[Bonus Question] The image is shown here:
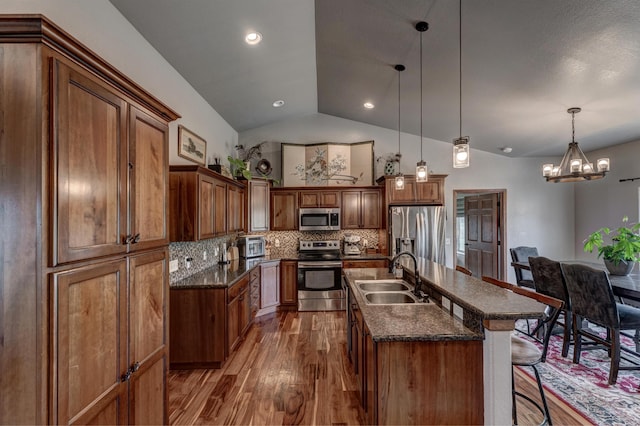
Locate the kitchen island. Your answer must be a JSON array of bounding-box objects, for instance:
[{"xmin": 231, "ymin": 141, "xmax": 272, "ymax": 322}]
[{"xmin": 344, "ymin": 261, "xmax": 547, "ymax": 425}]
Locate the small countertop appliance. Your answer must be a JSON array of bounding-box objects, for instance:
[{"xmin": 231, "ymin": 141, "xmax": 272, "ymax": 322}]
[{"xmin": 343, "ymin": 234, "xmax": 361, "ymax": 256}]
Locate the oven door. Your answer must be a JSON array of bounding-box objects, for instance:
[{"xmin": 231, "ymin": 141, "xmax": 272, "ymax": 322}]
[
  {"xmin": 297, "ymin": 261, "xmax": 344, "ymax": 311},
  {"xmin": 297, "ymin": 261, "xmax": 342, "ymax": 291}
]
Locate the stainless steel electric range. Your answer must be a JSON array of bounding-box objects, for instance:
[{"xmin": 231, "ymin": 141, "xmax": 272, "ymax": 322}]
[{"xmin": 297, "ymin": 240, "xmax": 344, "ymax": 311}]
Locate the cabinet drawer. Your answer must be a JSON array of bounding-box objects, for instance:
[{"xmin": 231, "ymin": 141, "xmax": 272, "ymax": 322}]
[
  {"xmin": 228, "ymin": 275, "xmax": 249, "ymax": 300},
  {"xmin": 250, "ymin": 267, "xmax": 260, "ymax": 282}
]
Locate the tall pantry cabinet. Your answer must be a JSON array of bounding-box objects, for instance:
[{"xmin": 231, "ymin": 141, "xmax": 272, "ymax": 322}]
[{"xmin": 0, "ymin": 16, "xmax": 180, "ymax": 425}]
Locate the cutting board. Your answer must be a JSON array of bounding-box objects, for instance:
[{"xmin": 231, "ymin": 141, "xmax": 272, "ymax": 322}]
[{"xmin": 227, "ymin": 246, "xmax": 239, "ymax": 260}]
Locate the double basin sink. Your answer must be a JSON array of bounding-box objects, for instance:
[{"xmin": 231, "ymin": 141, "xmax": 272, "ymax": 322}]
[{"xmin": 354, "ymin": 279, "xmax": 428, "ymax": 305}]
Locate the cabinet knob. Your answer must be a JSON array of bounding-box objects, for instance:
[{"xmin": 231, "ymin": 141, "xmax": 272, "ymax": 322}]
[
  {"xmin": 133, "ymin": 233, "xmax": 141, "ymax": 243},
  {"xmin": 123, "ymin": 234, "xmax": 132, "ymax": 244},
  {"xmin": 131, "ymin": 361, "xmax": 140, "ymax": 372}
]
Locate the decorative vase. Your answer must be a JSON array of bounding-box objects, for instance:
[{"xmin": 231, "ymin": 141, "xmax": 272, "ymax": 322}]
[
  {"xmin": 604, "ymin": 259, "xmax": 635, "ymax": 276},
  {"xmin": 384, "ymin": 161, "xmax": 396, "ymax": 175}
]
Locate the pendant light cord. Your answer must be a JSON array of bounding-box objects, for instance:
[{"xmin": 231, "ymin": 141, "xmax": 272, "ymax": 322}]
[
  {"xmin": 398, "ymin": 66, "xmax": 401, "ymax": 169},
  {"xmin": 571, "ymin": 110, "xmax": 576, "ymax": 143},
  {"xmin": 420, "ymin": 28, "xmax": 424, "ymax": 161},
  {"xmin": 459, "ymin": 0, "xmax": 462, "ymax": 138}
]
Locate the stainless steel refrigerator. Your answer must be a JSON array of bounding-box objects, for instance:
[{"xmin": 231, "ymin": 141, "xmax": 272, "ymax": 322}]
[{"xmin": 389, "ymin": 206, "xmax": 446, "ymax": 264}]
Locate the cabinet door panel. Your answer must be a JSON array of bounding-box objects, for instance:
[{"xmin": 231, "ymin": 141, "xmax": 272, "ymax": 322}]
[
  {"xmin": 361, "ymin": 191, "xmax": 381, "ymax": 229},
  {"xmin": 129, "ymin": 352, "xmax": 167, "ymax": 426},
  {"xmin": 52, "ymin": 260, "xmax": 128, "ymax": 424},
  {"xmin": 260, "ymin": 262, "xmax": 280, "ymax": 309},
  {"xmin": 270, "ymin": 191, "xmax": 297, "ymax": 230},
  {"xmin": 227, "ymin": 185, "xmax": 244, "ymax": 233},
  {"xmin": 129, "ymin": 249, "xmax": 167, "ymax": 365},
  {"xmin": 227, "ymin": 296, "xmax": 240, "ymax": 352},
  {"xmin": 279, "ymin": 261, "xmax": 297, "ymax": 307},
  {"xmin": 214, "ymin": 181, "xmax": 227, "ymax": 235},
  {"xmin": 249, "ymin": 180, "xmax": 270, "ymax": 232},
  {"xmin": 53, "ymin": 59, "xmax": 128, "ymax": 264},
  {"xmin": 341, "ymin": 191, "xmax": 361, "ymax": 229},
  {"xmin": 198, "ymin": 175, "xmax": 216, "ymax": 239},
  {"xmin": 129, "ymin": 107, "xmax": 169, "ymax": 251}
]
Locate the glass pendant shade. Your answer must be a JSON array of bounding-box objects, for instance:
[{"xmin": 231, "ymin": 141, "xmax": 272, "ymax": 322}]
[
  {"xmin": 415, "ymin": 160, "xmax": 428, "ymax": 182},
  {"xmin": 453, "ymin": 137, "xmax": 470, "ymax": 168},
  {"xmin": 395, "ymin": 175, "xmax": 405, "ymax": 190},
  {"xmin": 543, "ymin": 108, "xmax": 609, "ymax": 183}
]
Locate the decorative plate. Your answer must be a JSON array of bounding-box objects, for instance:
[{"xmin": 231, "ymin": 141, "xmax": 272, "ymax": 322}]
[{"xmin": 256, "ymin": 158, "xmax": 272, "ymax": 176}]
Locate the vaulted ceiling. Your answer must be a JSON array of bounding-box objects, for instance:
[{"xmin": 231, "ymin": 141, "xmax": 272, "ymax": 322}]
[{"xmin": 109, "ymin": 0, "xmax": 640, "ymax": 158}]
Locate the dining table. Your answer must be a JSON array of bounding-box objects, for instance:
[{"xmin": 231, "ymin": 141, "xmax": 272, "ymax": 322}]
[{"xmin": 510, "ymin": 260, "xmax": 640, "ymax": 303}]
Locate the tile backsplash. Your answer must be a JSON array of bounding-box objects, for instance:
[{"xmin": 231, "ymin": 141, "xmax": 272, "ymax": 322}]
[{"xmin": 169, "ymin": 229, "xmax": 382, "ymax": 283}]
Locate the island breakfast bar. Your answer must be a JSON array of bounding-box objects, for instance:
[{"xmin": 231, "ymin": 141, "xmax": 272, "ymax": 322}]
[{"xmin": 345, "ymin": 258, "xmax": 547, "ymax": 425}]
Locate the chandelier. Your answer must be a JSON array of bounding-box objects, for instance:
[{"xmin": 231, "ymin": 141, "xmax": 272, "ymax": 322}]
[{"xmin": 542, "ymin": 107, "xmax": 610, "ymax": 183}]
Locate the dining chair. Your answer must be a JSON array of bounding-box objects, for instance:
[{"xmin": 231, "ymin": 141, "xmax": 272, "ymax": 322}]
[
  {"xmin": 482, "ymin": 276, "xmax": 563, "ymax": 426},
  {"xmin": 529, "ymin": 256, "xmax": 572, "ymax": 357},
  {"xmin": 560, "ymin": 263, "xmax": 640, "ymax": 385},
  {"xmin": 455, "ymin": 265, "xmax": 473, "ymax": 276},
  {"xmin": 510, "ymin": 246, "xmax": 538, "ymax": 289}
]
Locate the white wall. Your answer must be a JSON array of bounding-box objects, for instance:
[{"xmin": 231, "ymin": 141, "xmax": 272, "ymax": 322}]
[
  {"xmin": 1, "ymin": 0, "xmax": 238, "ymax": 164},
  {"xmin": 241, "ymin": 113, "xmax": 576, "ymax": 282},
  {"xmin": 574, "ymin": 139, "xmax": 640, "ymax": 262}
]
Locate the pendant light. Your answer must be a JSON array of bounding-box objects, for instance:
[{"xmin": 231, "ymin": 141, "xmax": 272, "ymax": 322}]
[
  {"xmin": 394, "ymin": 64, "xmax": 405, "ymax": 190},
  {"xmin": 542, "ymin": 107, "xmax": 610, "ymax": 183},
  {"xmin": 415, "ymin": 21, "xmax": 429, "ymax": 182},
  {"xmin": 453, "ymin": 0, "xmax": 470, "ymax": 168}
]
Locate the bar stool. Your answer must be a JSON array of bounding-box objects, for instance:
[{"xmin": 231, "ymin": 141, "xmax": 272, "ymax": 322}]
[{"xmin": 483, "ymin": 276, "xmax": 563, "ymax": 425}]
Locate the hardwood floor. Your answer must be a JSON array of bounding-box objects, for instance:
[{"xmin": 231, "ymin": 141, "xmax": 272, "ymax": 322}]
[{"xmin": 169, "ymin": 311, "xmax": 591, "ymax": 425}]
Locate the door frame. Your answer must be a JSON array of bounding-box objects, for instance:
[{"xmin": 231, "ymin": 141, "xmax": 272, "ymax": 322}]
[{"xmin": 452, "ymin": 189, "xmax": 507, "ymax": 280}]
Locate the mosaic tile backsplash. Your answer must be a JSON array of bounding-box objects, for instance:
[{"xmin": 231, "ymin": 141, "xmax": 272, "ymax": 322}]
[{"xmin": 169, "ymin": 229, "xmax": 381, "ymax": 283}]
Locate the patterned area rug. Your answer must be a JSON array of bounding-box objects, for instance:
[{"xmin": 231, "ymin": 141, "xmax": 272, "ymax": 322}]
[{"xmin": 515, "ymin": 323, "xmax": 640, "ymax": 425}]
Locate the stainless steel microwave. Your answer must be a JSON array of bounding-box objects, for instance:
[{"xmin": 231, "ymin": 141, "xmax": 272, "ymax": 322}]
[
  {"xmin": 299, "ymin": 208, "xmax": 340, "ymax": 231},
  {"xmin": 237, "ymin": 235, "xmax": 266, "ymax": 258}
]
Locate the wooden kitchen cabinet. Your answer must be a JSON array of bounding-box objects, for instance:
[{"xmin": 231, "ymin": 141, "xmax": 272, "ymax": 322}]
[
  {"xmin": 227, "ymin": 274, "xmax": 251, "ymax": 353},
  {"xmin": 279, "ymin": 260, "xmax": 298, "ymax": 310},
  {"xmin": 341, "ymin": 189, "xmax": 382, "ymax": 229},
  {"xmin": 270, "ymin": 190, "xmax": 298, "ymax": 230},
  {"xmin": 299, "ymin": 190, "xmax": 341, "ymax": 208},
  {"xmin": 169, "ymin": 288, "xmax": 226, "ymax": 369},
  {"xmin": 169, "ymin": 166, "xmax": 246, "ymax": 241},
  {"xmin": 260, "ymin": 260, "xmax": 281, "ymax": 313},
  {"xmin": 126, "ymin": 250, "xmax": 169, "ymax": 425},
  {"xmin": 227, "ymin": 183, "xmax": 245, "ymax": 233},
  {"xmin": 51, "ymin": 260, "xmax": 129, "ymax": 425},
  {"xmin": 0, "ymin": 16, "xmax": 179, "ymax": 425},
  {"xmin": 51, "ymin": 248, "xmax": 169, "ymax": 425},
  {"xmin": 378, "ymin": 174, "xmax": 447, "ymax": 205},
  {"xmin": 170, "ymin": 272, "xmax": 253, "ymax": 369},
  {"xmin": 53, "ymin": 59, "xmax": 170, "ymax": 264},
  {"xmin": 346, "ymin": 277, "xmax": 483, "ymax": 425},
  {"xmin": 248, "ymin": 178, "xmax": 270, "ymax": 232}
]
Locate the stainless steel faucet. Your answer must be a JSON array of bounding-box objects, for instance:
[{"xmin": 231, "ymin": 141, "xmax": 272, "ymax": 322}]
[{"xmin": 389, "ymin": 251, "xmax": 428, "ymax": 301}]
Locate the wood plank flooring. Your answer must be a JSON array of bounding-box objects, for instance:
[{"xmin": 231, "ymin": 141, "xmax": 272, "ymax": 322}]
[{"xmin": 169, "ymin": 311, "xmax": 592, "ymax": 425}]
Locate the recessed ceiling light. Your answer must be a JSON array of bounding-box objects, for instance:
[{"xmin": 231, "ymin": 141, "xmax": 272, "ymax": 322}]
[
  {"xmin": 501, "ymin": 147, "xmax": 513, "ymax": 153},
  {"xmin": 273, "ymin": 100, "xmax": 285, "ymax": 107},
  {"xmin": 245, "ymin": 32, "xmax": 262, "ymax": 45},
  {"xmin": 363, "ymin": 102, "xmax": 375, "ymax": 109}
]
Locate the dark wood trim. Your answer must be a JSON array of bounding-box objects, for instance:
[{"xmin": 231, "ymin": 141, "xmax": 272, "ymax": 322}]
[{"xmin": 0, "ymin": 15, "xmax": 180, "ymax": 121}]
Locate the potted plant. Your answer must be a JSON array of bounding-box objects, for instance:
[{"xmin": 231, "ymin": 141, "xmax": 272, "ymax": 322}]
[
  {"xmin": 583, "ymin": 216, "xmax": 640, "ymax": 275},
  {"xmin": 227, "ymin": 156, "xmax": 252, "ymax": 180}
]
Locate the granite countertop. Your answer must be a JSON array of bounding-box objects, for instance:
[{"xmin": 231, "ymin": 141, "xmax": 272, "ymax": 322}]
[
  {"xmin": 397, "ymin": 257, "xmax": 546, "ymax": 321},
  {"xmin": 171, "ymin": 255, "xmax": 283, "ymax": 289},
  {"xmin": 343, "ymin": 268, "xmax": 482, "ymax": 343}
]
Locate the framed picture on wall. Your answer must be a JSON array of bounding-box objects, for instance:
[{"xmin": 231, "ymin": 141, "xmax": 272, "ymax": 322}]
[{"xmin": 178, "ymin": 125, "xmax": 207, "ymax": 166}]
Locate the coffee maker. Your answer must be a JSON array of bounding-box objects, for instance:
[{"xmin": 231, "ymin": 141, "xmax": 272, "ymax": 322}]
[{"xmin": 343, "ymin": 234, "xmax": 361, "ymax": 255}]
